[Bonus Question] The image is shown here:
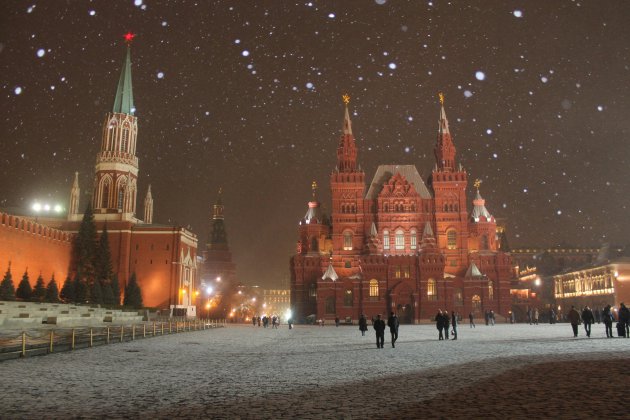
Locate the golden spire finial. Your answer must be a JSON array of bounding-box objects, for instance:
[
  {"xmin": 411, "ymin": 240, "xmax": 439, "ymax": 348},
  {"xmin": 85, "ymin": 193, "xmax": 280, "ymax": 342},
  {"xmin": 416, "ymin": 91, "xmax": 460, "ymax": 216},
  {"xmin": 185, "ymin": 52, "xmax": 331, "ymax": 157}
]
[
  {"xmin": 474, "ymin": 179, "xmax": 482, "ymax": 190},
  {"xmin": 311, "ymin": 180, "xmax": 318, "ymax": 198},
  {"xmin": 342, "ymin": 93, "xmax": 350, "ymax": 105},
  {"xmin": 438, "ymin": 92, "xmax": 444, "ymax": 105}
]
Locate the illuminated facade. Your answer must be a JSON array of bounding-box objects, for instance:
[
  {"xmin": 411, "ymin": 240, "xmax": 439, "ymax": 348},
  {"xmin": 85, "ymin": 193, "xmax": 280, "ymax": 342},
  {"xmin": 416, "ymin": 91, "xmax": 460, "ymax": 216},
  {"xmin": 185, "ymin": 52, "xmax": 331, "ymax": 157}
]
[
  {"xmin": 262, "ymin": 289, "xmax": 291, "ymax": 317},
  {"xmin": 553, "ymin": 258, "xmax": 630, "ymax": 308},
  {"xmin": 290, "ymin": 96, "xmax": 513, "ymax": 323}
]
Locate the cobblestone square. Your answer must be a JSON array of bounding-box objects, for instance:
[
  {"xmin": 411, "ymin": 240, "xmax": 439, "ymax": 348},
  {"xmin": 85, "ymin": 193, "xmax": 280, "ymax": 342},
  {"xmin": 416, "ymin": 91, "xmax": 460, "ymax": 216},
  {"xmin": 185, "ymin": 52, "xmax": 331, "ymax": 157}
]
[{"xmin": 1, "ymin": 323, "xmax": 628, "ymax": 419}]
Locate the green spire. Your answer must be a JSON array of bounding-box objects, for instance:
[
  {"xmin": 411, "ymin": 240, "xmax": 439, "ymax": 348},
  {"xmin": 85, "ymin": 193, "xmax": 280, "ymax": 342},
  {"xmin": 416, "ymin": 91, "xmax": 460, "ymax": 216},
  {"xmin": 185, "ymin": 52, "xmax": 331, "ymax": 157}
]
[{"xmin": 112, "ymin": 46, "xmax": 135, "ymax": 115}]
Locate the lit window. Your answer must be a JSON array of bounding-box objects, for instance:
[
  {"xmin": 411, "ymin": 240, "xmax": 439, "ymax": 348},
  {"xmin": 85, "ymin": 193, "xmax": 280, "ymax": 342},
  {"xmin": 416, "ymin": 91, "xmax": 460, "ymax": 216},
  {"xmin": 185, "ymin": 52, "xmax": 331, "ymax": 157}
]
[
  {"xmin": 343, "ymin": 231, "xmax": 353, "ymax": 250},
  {"xmin": 410, "ymin": 229, "xmax": 417, "ymax": 250},
  {"xmin": 394, "ymin": 266, "xmax": 401, "ymax": 278},
  {"xmin": 447, "ymin": 229, "xmax": 457, "ymax": 249},
  {"xmin": 427, "ymin": 278, "xmax": 437, "ymax": 301},
  {"xmin": 383, "ymin": 230, "xmax": 390, "ymax": 250},
  {"xmin": 395, "ymin": 229, "xmax": 404, "ymax": 250},
  {"xmin": 309, "ymin": 283, "xmax": 317, "ymax": 297},
  {"xmin": 403, "ymin": 266, "xmax": 410, "ymax": 278},
  {"xmin": 472, "ymin": 295, "xmax": 482, "ymax": 310},
  {"xmin": 369, "ymin": 279, "xmax": 379, "ymax": 297}
]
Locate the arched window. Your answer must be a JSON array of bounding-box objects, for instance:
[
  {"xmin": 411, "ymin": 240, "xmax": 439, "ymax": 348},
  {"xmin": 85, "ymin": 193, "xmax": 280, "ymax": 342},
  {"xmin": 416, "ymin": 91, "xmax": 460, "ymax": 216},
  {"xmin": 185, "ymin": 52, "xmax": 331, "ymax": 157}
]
[
  {"xmin": 444, "ymin": 204, "xmax": 448, "ymax": 212},
  {"xmin": 344, "ymin": 289, "xmax": 353, "ymax": 306},
  {"xmin": 343, "ymin": 231, "xmax": 353, "ymax": 250},
  {"xmin": 117, "ymin": 188, "xmax": 124, "ymax": 210},
  {"xmin": 121, "ymin": 125, "xmax": 129, "ymax": 153},
  {"xmin": 325, "ymin": 297, "xmax": 335, "ymax": 314},
  {"xmin": 310, "ymin": 237, "xmax": 318, "ymax": 252},
  {"xmin": 309, "ymin": 283, "xmax": 317, "ymax": 297},
  {"xmin": 410, "ymin": 229, "xmax": 417, "ymax": 250},
  {"xmin": 427, "ymin": 278, "xmax": 437, "ymax": 301},
  {"xmin": 480, "ymin": 235, "xmax": 489, "ymax": 250},
  {"xmin": 395, "ymin": 229, "xmax": 404, "ymax": 250},
  {"xmin": 369, "ymin": 279, "xmax": 379, "ymax": 297},
  {"xmin": 472, "ymin": 295, "xmax": 482, "ymax": 311},
  {"xmin": 383, "ymin": 230, "xmax": 390, "ymax": 250},
  {"xmin": 488, "ymin": 280, "xmax": 494, "ymax": 301},
  {"xmin": 447, "ymin": 229, "xmax": 457, "ymax": 249},
  {"xmin": 101, "ymin": 181, "xmax": 110, "ymax": 208}
]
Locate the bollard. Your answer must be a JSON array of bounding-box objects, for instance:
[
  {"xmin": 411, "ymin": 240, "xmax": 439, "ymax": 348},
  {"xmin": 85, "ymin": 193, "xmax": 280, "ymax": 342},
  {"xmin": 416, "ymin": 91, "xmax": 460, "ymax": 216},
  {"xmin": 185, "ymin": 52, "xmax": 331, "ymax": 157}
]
[
  {"xmin": 153, "ymin": 322, "xmax": 156, "ymax": 337},
  {"xmin": 107, "ymin": 326, "xmax": 110, "ymax": 344},
  {"xmin": 49, "ymin": 330, "xmax": 54, "ymax": 353},
  {"xmin": 143, "ymin": 323, "xmax": 146, "ymax": 338},
  {"xmin": 161, "ymin": 322, "xmax": 164, "ymax": 335},
  {"xmin": 120, "ymin": 325, "xmax": 124, "ymax": 343},
  {"xmin": 89, "ymin": 328, "xmax": 93, "ymax": 348},
  {"xmin": 21, "ymin": 332, "xmax": 26, "ymax": 357},
  {"xmin": 71, "ymin": 329, "xmax": 76, "ymax": 350},
  {"xmin": 132, "ymin": 324, "xmax": 135, "ymax": 341},
  {"xmin": 169, "ymin": 322, "xmax": 172, "ymax": 334}
]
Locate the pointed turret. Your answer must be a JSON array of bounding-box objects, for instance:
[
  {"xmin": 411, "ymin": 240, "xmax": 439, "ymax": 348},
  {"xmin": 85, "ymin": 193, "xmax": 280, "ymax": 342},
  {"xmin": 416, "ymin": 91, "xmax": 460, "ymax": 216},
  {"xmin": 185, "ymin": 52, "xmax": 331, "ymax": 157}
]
[
  {"xmin": 420, "ymin": 222, "xmax": 437, "ymax": 249},
  {"xmin": 465, "ymin": 261, "xmax": 483, "ymax": 278},
  {"xmin": 336, "ymin": 94, "xmax": 358, "ymax": 172},
  {"xmin": 69, "ymin": 172, "xmax": 80, "ymax": 216},
  {"xmin": 92, "ymin": 35, "xmax": 139, "ymax": 221},
  {"xmin": 434, "ymin": 93, "xmax": 457, "ymax": 172},
  {"xmin": 470, "ymin": 189, "xmax": 494, "ymax": 223},
  {"xmin": 112, "ymin": 44, "xmax": 135, "ymax": 115},
  {"xmin": 208, "ymin": 189, "xmax": 228, "ymax": 249},
  {"xmin": 143, "ymin": 184, "xmax": 153, "ymax": 224},
  {"xmin": 303, "ymin": 181, "xmax": 322, "ymax": 224},
  {"xmin": 322, "ymin": 263, "xmax": 339, "ymax": 281}
]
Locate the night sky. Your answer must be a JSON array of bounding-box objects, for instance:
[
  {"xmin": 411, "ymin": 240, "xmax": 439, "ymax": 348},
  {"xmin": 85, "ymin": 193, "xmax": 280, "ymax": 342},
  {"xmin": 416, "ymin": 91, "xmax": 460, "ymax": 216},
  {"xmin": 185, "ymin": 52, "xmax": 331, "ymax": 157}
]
[{"xmin": 2, "ymin": 1, "xmax": 629, "ymax": 288}]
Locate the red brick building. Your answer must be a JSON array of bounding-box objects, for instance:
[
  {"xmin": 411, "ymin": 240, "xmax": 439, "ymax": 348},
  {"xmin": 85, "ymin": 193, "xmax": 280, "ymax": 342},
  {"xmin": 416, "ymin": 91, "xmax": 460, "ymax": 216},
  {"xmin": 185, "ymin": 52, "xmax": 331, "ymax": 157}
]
[
  {"xmin": 0, "ymin": 44, "xmax": 198, "ymax": 313},
  {"xmin": 290, "ymin": 97, "xmax": 513, "ymax": 323}
]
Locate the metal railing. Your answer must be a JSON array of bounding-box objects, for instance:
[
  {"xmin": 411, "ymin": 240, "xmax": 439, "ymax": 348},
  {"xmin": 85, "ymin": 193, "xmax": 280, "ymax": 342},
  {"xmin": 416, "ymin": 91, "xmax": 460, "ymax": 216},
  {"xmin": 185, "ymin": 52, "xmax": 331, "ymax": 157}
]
[{"xmin": 0, "ymin": 319, "xmax": 226, "ymax": 360}]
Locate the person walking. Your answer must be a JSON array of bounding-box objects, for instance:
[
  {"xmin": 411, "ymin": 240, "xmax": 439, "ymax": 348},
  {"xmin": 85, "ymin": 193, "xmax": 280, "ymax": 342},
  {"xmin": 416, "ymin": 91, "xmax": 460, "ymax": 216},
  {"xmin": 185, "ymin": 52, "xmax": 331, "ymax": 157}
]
[
  {"xmin": 568, "ymin": 305, "xmax": 581, "ymax": 337},
  {"xmin": 373, "ymin": 314, "xmax": 386, "ymax": 348},
  {"xmin": 359, "ymin": 314, "xmax": 368, "ymax": 336},
  {"xmin": 619, "ymin": 303, "xmax": 629, "ymax": 338},
  {"xmin": 451, "ymin": 311, "xmax": 458, "ymax": 340},
  {"xmin": 436, "ymin": 310, "xmax": 445, "ymax": 340},
  {"xmin": 469, "ymin": 312, "xmax": 475, "ymax": 328},
  {"xmin": 444, "ymin": 309, "xmax": 451, "ymax": 339},
  {"xmin": 335, "ymin": 316, "xmax": 340, "ymax": 327},
  {"xmin": 603, "ymin": 305, "xmax": 614, "ymax": 338},
  {"xmin": 533, "ymin": 308, "xmax": 539, "ymax": 325},
  {"xmin": 581, "ymin": 306, "xmax": 594, "ymax": 337},
  {"xmin": 387, "ymin": 312, "xmax": 399, "ymax": 347}
]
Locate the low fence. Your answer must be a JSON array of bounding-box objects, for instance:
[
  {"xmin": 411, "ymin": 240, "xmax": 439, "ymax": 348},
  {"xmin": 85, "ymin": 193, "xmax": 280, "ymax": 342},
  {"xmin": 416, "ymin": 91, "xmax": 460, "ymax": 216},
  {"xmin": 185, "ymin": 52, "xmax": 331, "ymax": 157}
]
[{"xmin": 0, "ymin": 319, "xmax": 227, "ymax": 361}]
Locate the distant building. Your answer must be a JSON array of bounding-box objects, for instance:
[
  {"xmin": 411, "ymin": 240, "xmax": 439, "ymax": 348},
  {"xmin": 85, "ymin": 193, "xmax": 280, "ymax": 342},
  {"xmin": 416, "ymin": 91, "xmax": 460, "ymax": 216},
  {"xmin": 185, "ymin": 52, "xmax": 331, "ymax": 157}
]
[
  {"xmin": 0, "ymin": 42, "xmax": 198, "ymax": 315},
  {"xmin": 262, "ymin": 289, "xmax": 291, "ymax": 318},
  {"xmin": 290, "ymin": 96, "xmax": 513, "ymax": 323},
  {"xmin": 553, "ymin": 258, "xmax": 630, "ymax": 310}
]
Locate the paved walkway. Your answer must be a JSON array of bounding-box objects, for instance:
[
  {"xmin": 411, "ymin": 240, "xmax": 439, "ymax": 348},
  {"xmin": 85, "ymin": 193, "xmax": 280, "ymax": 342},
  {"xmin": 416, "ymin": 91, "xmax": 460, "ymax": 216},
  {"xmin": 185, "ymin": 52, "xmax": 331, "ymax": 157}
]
[{"xmin": 1, "ymin": 323, "xmax": 628, "ymax": 419}]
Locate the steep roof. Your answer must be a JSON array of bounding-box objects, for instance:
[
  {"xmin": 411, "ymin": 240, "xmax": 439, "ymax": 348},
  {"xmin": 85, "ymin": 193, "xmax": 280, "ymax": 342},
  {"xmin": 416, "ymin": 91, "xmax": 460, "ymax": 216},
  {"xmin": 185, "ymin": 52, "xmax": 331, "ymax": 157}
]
[
  {"xmin": 112, "ymin": 47, "xmax": 135, "ymax": 115},
  {"xmin": 322, "ymin": 263, "xmax": 339, "ymax": 281},
  {"xmin": 465, "ymin": 262, "xmax": 483, "ymax": 278},
  {"xmin": 365, "ymin": 165, "xmax": 431, "ymax": 200}
]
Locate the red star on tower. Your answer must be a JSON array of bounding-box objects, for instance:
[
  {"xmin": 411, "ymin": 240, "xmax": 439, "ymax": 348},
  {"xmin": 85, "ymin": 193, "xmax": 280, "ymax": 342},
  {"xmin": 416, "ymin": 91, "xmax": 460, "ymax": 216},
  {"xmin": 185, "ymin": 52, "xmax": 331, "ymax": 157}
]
[{"xmin": 124, "ymin": 32, "xmax": 136, "ymax": 44}]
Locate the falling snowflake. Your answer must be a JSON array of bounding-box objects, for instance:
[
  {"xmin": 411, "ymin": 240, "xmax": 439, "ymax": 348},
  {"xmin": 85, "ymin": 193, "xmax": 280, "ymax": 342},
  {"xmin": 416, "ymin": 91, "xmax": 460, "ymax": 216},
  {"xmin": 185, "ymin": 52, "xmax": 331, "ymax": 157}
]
[
  {"xmin": 89, "ymin": 10, "xmax": 96, "ymax": 16},
  {"xmin": 14, "ymin": 86, "xmax": 23, "ymax": 95},
  {"xmin": 475, "ymin": 71, "xmax": 486, "ymax": 81},
  {"xmin": 306, "ymin": 82, "xmax": 314, "ymax": 89},
  {"xmin": 241, "ymin": 50, "xmax": 250, "ymax": 57},
  {"xmin": 157, "ymin": 71, "xmax": 164, "ymax": 79},
  {"xmin": 134, "ymin": 0, "xmax": 143, "ymax": 7},
  {"xmin": 596, "ymin": 105, "xmax": 604, "ymax": 111},
  {"xmin": 388, "ymin": 62, "xmax": 397, "ymax": 70},
  {"xmin": 36, "ymin": 48, "xmax": 45, "ymax": 57},
  {"xmin": 513, "ymin": 10, "xmax": 523, "ymax": 18},
  {"xmin": 328, "ymin": 13, "xmax": 335, "ymax": 19},
  {"xmin": 464, "ymin": 90, "xmax": 473, "ymax": 98}
]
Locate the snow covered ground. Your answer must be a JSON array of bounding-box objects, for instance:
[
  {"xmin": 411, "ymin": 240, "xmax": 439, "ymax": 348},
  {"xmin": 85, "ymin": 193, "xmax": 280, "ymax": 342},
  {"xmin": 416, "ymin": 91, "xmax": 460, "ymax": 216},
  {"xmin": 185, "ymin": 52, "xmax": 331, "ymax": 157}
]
[{"xmin": 2, "ymin": 323, "xmax": 628, "ymax": 419}]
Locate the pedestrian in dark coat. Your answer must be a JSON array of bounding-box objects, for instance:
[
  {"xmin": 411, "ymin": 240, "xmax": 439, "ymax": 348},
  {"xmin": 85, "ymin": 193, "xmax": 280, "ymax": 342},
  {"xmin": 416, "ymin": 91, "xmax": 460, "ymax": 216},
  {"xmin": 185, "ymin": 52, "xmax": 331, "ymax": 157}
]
[
  {"xmin": 567, "ymin": 306, "xmax": 581, "ymax": 337},
  {"xmin": 581, "ymin": 306, "xmax": 594, "ymax": 337},
  {"xmin": 373, "ymin": 314, "xmax": 386, "ymax": 348},
  {"xmin": 387, "ymin": 312, "xmax": 399, "ymax": 347},
  {"xmin": 359, "ymin": 314, "xmax": 368, "ymax": 336},
  {"xmin": 603, "ymin": 305, "xmax": 614, "ymax": 338},
  {"xmin": 469, "ymin": 312, "xmax": 475, "ymax": 328},
  {"xmin": 443, "ymin": 310, "xmax": 451, "ymax": 339},
  {"xmin": 436, "ymin": 310, "xmax": 445, "ymax": 340},
  {"xmin": 619, "ymin": 303, "xmax": 629, "ymax": 338},
  {"xmin": 451, "ymin": 311, "xmax": 458, "ymax": 340}
]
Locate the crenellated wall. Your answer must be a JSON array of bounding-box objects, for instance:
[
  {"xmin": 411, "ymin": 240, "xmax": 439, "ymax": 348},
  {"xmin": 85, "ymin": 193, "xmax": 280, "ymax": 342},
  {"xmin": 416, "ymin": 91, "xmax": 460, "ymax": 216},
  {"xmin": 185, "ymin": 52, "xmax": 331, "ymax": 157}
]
[{"xmin": 0, "ymin": 212, "xmax": 72, "ymax": 287}]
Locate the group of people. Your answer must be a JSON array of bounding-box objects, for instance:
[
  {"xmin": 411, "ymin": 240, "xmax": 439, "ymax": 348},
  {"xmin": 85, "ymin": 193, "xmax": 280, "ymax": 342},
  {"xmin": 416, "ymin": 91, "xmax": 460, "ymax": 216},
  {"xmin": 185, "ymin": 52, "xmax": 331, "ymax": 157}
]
[
  {"xmin": 358, "ymin": 313, "xmax": 399, "ymax": 348},
  {"xmin": 252, "ymin": 315, "xmax": 281, "ymax": 329},
  {"xmin": 567, "ymin": 303, "xmax": 630, "ymax": 338},
  {"xmin": 436, "ymin": 310, "xmax": 458, "ymax": 340}
]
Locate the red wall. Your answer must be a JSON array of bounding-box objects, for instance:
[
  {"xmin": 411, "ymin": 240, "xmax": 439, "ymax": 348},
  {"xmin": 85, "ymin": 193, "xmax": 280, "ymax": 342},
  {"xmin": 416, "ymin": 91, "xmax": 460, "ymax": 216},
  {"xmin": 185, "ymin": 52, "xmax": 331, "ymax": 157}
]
[{"xmin": 0, "ymin": 212, "xmax": 72, "ymax": 287}]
